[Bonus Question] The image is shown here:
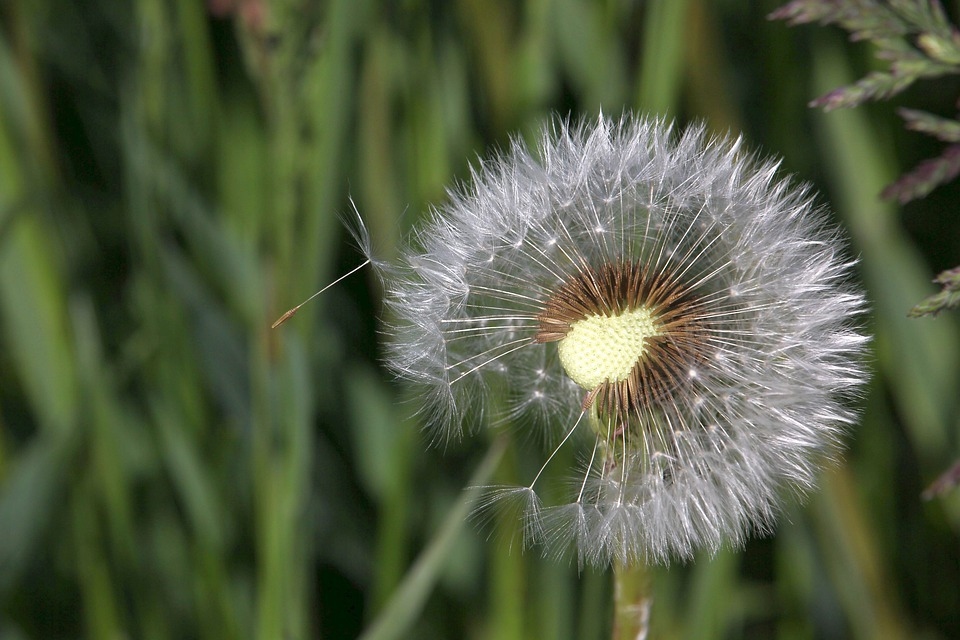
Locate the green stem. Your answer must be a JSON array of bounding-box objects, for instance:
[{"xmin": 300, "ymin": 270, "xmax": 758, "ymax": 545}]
[{"xmin": 612, "ymin": 561, "xmax": 652, "ymax": 640}]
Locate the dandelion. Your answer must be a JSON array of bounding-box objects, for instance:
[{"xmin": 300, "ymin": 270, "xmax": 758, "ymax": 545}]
[{"xmin": 373, "ymin": 115, "xmax": 868, "ymax": 566}]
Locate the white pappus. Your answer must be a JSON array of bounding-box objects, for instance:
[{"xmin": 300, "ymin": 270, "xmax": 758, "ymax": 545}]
[{"xmin": 362, "ymin": 115, "xmax": 869, "ymax": 567}]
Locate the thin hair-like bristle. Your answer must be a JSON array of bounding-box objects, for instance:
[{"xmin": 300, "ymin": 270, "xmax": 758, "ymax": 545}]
[{"xmin": 271, "ymin": 202, "xmax": 377, "ymax": 329}]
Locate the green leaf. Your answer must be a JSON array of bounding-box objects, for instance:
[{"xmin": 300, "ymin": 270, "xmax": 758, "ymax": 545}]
[
  {"xmin": 358, "ymin": 437, "xmax": 507, "ymax": 640},
  {"xmin": 0, "ymin": 432, "xmax": 75, "ymax": 595}
]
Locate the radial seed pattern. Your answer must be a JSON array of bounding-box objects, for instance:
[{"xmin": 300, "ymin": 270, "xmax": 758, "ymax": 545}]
[{"xmin": 373, "ymin": 116, "xmax": 869, "ymax": 566}]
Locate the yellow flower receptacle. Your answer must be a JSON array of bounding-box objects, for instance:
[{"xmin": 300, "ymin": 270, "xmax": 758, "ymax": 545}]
[{"xmin": 557, "ymin": 307, "xmax": 661, "ymax": 390}]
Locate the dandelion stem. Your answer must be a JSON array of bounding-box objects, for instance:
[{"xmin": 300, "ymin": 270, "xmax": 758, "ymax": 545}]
[{"xmin": 612, "ymin": 561, "xmax": 652, "ymax": 640}]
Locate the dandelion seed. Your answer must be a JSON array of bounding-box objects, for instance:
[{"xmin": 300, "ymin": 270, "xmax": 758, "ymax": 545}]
[{"xmin": 373, "ymin": 115, "xmax": 869, "ymax": 566}]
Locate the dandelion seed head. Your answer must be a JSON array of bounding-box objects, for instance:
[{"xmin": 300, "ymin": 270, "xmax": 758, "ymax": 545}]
[{"xmin": 373, "ymin": 114, "xmax": 870, "ymax": 565}]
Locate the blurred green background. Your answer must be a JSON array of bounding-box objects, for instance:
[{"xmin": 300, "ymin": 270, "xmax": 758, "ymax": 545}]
[{"xmin": 2, "ymin": 0, "xmax": 960, "ymax": 638}]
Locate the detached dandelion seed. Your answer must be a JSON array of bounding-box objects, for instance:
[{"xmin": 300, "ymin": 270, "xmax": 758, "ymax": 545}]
[{"xmin": 373, "ymin": 115, "xmax": 869, "ymax": 566}]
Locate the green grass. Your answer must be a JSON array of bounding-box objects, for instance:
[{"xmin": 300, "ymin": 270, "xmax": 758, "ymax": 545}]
[{"xmin": 2, "ymin": 1, "xmax": 960, "ymax": 639}]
